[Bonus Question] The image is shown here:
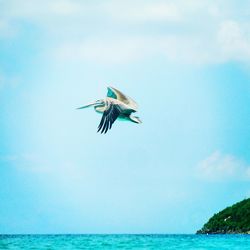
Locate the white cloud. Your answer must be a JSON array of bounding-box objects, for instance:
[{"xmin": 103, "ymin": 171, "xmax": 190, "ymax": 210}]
[
  {"xmin": 48, "ymin": 0, "xmax": 82, "ymax": 16},
  {"xmin": 0, "ymin": 153, "xmax": 49, "ymax": 173},
  {"xmin": 105, "ymin": 2, "xmax": 181, "ymax": 22},
  {"xmin": 2, "ymin": 0, "xmax": 82, "ymax": 20},
  {"xmin": 196, "ymin": 151, "xmax": 250, "ymax": 181},
  {"xmin": 2, "ymin": 0, "xmax": 182, "ymax": 23},
  {"xmin": 0, "ymin": 153, "xmax": 84, "ymax": 181},
  {"xmin": 53, "ymin": 34, "xmax": 223, "ymax": 65},
  {"xmin": 54, "ymin": 37, "xmax": 152, "ymax": 64},
  {"xmin": 218, "ymin": 20, "xmax": 250, "ymax": 61},
  {"xmin": 2, "ymin": 0, "xmax": 250, "ymax": 65},
  {"xmin": 49, "ymin": 1, "xmax": 250, "ymax": 65}
]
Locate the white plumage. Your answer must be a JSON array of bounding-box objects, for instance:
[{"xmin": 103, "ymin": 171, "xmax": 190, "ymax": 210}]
[{"xmin": 77, "ymin": 86, "xmax": 141, "ymax": 134}]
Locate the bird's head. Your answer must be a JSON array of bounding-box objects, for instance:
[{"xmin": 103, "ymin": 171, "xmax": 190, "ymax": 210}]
[{"xmin": 95, "ymin": 99, "xmax": 105, "ymax": 107}]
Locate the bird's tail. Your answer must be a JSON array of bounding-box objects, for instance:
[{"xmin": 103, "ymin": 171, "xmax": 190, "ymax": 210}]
[{"xmin": 129, "ymin": 115, "xmax": 142, "ymax": 124}]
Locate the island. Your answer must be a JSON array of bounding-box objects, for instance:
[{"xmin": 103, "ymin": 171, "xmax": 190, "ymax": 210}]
[{"xmin": 197, "ymin": 198, "xmax": 250, "ymax": 234}]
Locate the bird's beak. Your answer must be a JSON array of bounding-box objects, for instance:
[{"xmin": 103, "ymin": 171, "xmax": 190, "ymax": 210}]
[{"xmin": 76, "ymin": 102, "xmax": 96, "ymax": 109}]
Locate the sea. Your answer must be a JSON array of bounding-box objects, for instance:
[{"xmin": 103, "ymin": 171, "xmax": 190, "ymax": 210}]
[{"xmin": 0, "ymin": 234, "xmax": 249, "ymax": 249}]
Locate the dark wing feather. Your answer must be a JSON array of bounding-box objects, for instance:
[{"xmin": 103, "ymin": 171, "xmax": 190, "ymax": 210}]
[{"xmin": 97, "ymin": 104, "xmax": 121, "ymax": 134}]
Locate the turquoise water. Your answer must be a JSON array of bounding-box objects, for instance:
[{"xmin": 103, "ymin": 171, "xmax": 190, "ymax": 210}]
[{"xmin": 0, "ymin": 234, "xmax": 249, "ymax": 249}]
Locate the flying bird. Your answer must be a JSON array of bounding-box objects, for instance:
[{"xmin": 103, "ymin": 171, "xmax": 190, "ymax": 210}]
[{"xmin": 77, "ymin": 86, "xmax": 141, "ymax": 134}]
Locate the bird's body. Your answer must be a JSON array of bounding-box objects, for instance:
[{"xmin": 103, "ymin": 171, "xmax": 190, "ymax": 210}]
[{"xmin": 78, "ymin": 86, "xmax": 141, "ymax": 134}]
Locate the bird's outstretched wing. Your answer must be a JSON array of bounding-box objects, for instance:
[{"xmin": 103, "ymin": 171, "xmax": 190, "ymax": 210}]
[
  {"xmin": 107, "ymin": 86, "xmax": 138, "ymax": 111},
  {"xmin": 97, "ymin": 103, "xmax": 121, "ymax": 134}
]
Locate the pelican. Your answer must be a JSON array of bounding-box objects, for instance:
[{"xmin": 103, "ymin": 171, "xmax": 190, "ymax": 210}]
[{"xmin": 77, "ymin": 86, "xmax": 141, "ymax": 134}]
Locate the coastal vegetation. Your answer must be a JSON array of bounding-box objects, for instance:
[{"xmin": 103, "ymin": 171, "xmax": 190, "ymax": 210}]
[{"xmin": 197, "ymin": 198, "xmax": 250, "ymax": 234}]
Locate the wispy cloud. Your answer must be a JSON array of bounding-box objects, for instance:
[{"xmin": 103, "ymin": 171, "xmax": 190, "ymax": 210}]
[
  {"xmin": 0, "ymin": 153, "xmax": 49, "ymax": 173},
  {"xmin": 218, "ymin": 20, "xmax": 250, "ymax": 62},
  {"xmin": 50, "ymin": 1, "xmax": 250, "ymax": 65},
  {"xmin": 52, "ymin": 32, "xmax": 227, "ymax": 65},
  {"xmin": 104, "ymin": 1, "xmax": 181, "ymax": 22},
  {"xmin": 0, "ymin": 153, "xmax": 85, "ymax": 183},
  {"xmin": 54, "ymin": 37, "xmax": 152, "ymax": 64},
  {"xmin": 1, "ymin": 0, "xmax": 83, "ymax": 20},
  {"xmin": 196, "ymin": 151, "xmax": 250, "ymax": 181},
  {"xmin": 2, "ymin": 0, "xmax": 250, "ymax": 64}
]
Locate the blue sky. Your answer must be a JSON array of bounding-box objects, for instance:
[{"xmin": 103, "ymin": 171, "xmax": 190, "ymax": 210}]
[{"xmin": 0, "ymin": 0, "xmax": 250, "ymax": 234}]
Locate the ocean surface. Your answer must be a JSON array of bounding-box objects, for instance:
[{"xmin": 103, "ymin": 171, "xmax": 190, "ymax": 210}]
[{"xmin": 0, "ymin": 234, "xmax": 249, "ymax": 249}]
